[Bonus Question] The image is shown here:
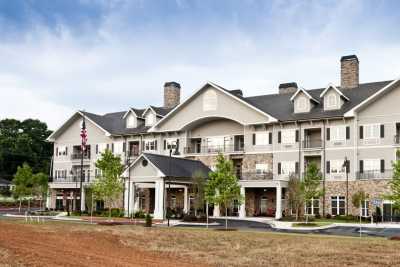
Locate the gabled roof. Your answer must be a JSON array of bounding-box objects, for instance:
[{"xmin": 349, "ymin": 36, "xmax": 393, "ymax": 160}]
[
  {"xmin": 244, "ymin": 80, "xmax": 393, "ymax": 121},
  {"xmin": 131, "ymin": 153, "xmax": 211, "ymax": 178},
  {"xmin": 0, "ymin": 178, "xmax": 11, "ymax": 185},
  {"xmin": 122, "ymin": 108, "xmax": 146, "ymax": 119},
  {"xmin": 290, "ymin": 87, "xmax": 320, "ymax": 103},
  {"xmin": 319, "ymin": 83, "xmax": 350, "ymax": 101}
]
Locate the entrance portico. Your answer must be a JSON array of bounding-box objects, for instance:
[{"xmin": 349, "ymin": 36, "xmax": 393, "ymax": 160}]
[{"xmin": 124, "ymin": 153, "xmax": 210, "ymax": 220}]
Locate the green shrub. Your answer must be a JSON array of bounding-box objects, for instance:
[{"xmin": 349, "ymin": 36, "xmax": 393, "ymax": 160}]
[
  {"xmin": 133, "ymin": 210, "xmax": 146, "ymax": 218},
  {"xmin": 145, "ymin": 213, "xmax": 152, "ymax": 227},
  {"xmin": 110, "ymin": 208, "xmax": 124, "ymax": 217},
  {"xmin": 325, "ymin": 214, "xmax": 332, "ymax": 219}
]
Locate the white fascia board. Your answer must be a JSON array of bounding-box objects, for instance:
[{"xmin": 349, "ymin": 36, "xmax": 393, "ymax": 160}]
[
  {"xmin": 320, "ymin": 83, "xmax": 350, "ymax": 101},
  {"xmin": 149, "ymin": 81, "xmax": 278, "ymax": 132},
  {"xmin": 122, "ymin": 109, "xmax": 139, "ymax": 119},
  {"xmin": 344, "ymin": 79, "xmax": 399, "ymax": 117},
  {"xmin": 290, "ymin": 87, "xmax": 319, "ymax": 103}
]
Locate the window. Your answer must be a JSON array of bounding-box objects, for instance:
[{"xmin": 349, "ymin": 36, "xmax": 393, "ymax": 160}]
[
  {"xmin": 331, "ymin": 126, "xmax": 346, "ymax": 141},
  {"xmin": 330, "ymin": 160, "xmax": 345, "ymax": 174},
  {"xmin": 58, "ymin": 146, "xmax": 67, "ymax": 156},
  {"xmin": 364, "ymin": 159, "xmax": 380, "ymax": 171},
  {"xmin": 255, "ymin": 132, "xmax": 269, "ymax": 146},
  {"xmin": 206, "ymin": 136, "xmax": 231, "ymax": 152},
  {"xmin": 203, "ymin": 89, "xmax": 217, "ymax": 111},
  {"xmin": 364, "ymin": 124, "xmax": 379, "ymax": 139},
  {"xmin": 126, "ymin": 113, "xmax": 136, "ymax": 128},
  {"xmin": 281, "ymin": 161, "xmax": 296, "ymax": 175},
  {"xmin": 170, "ymin": 195, "xmax": 177, "ymax": 209},
  {"xmin": 326, "ymin": 94, "xmax": 337, "ymax": 108},
  {"xmin": 282, "ymin": 130, "xmax": 296, "ymax": 144},
  {"xmin": 165, "ymin": 139, "xmax": 177, "ymax": 150},
  {"xmin": 295, "ymin": 97, "xmax": 307, "ymax": 112},
  {"xmin": 361, "ymin": 200, "xmax": 369, "ymax": 217},
  {"xmin": 256, "ymin": 163, "xmax": 269, "ymax": 174},
  {"xmin": 97, "ymin": 143, "xmax": 107, "ymax": 154},
  {"xmin": 146, "ymin": 112, "xmax": 155, "ymax": 126},
  {"xmin": 331, "ymin": 196, "xmax": 345, "ymax": 215},
  {"xmin": 305, "ymin": 198, "xmax": 320, "ymax": 215},
  {"xmin": 113, "ymin": 142, "xmax": 124, "ymax": 155},
  {"xmin": 144, "ymin": 140, "xmax": 157, "ymax": 151}
]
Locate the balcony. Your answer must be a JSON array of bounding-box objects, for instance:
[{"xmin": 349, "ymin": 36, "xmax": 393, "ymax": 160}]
[
  {"xmin": 50, "ymin": 175, "xmax": 94, "ymax": 183},
  {"xmin": 240, "ymin": 171, "xmax": 273, "ymax": 181},
  {"xmin": 356, "ymin": 170, "xmax": 393, "ymax": 180},
  {"xmin": 303, "ymin": 139, "xmax": 322, "ymax": 149},
  {"xmin": 184, "ymin": 144, "xmax": 244, "ymax": 155},
  {"xmin": 70, "ymin": 153, "xmax": 90, "ymax": 160}
]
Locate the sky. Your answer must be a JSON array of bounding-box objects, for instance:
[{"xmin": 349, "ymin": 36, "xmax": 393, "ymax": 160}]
[{"xmin": 0, "ymin": 0, "xmax": 400, "ymax": 130}]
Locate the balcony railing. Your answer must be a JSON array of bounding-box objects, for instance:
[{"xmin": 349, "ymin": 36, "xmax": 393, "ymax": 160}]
[
  {"xmin": 184, "ymin": 144, "xmax": 244, "ymax": 154},
  {"xmin": 240, "ymin": 171, "xmax": 273, "ymax": 181},
  {"xmin": 70, "ymin": 153, "xmax": 90, "ymax": 160},
  {"xmin": 394, "ymin": 135, "xmax": 400, "ymax": 144},
  {"xmin": 50, "ymin": 175, "xmax": 94, "ymax": 183},
  {"xmin": 303, "ymin": 139, "xmax": 322, "ymax": 149},
  {"xmin": 356, "ymin": 170, "xmax": 393, "ymax": 180}
]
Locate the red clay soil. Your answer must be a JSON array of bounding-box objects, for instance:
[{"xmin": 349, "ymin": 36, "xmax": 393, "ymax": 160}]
[{"xmin": 0, "ymin": 221, "xmax": 201, "ymax": 267}]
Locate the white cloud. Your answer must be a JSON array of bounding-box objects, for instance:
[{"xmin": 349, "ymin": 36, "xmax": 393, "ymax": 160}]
[{"xmin": 0, "ymin": 1, "xmax": 399, "ymax": 130}]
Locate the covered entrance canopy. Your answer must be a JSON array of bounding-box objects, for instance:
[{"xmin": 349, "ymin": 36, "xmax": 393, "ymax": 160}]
[{"xmin": 123, "ymin": 153, "xmax": 211, "ymax": 219}]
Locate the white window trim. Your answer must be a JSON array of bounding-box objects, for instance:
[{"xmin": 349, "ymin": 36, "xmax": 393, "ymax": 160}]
[
  {"xmin": 165, "ymin": 138, "xmax": 178, "ymax": 150},
  {"xmin": 331, "ymin": 196, "xmax": 345, "ymax": 216},
  {"xmin": 326, "ymin": 93, "xmax": 338, "ymax": 109},
  {"xmin": 256, "ymin": 163, "xmax": 269, "ymax": 174},
  {"xmin": 330, "ymin": 160, "xmax": 345, "ymax": 174},
  {"xmin": 364, "ymin": 159, "xmax": 380, "ymax": 172},
  {"xmin": 295, "ymin": 96, "xmax": 307, "ymax": 112},
  {"xmin": 364, "ymin": 124, "xmax": 380, "ymax": 140},
  {"xmin": 144, "ymin": 139, "xmax": 157, "ymax": 151},
  {"xmin": 281, "ymin": 161, "xmax": 296, "ymax": 175},
  {"xmin": 331, "ymin": 126, "xmax": 346, "ymax": 141},
  {"xmin": 282, "ymin": 130, "xmax": 296, "ymax": 144},
  {"xmin": 305, "ymin": 198, "xmax": 320, "ymax": 215},
  {"xmin": 255, "ymin": 132, "xmax": 269, "ymax": 146},
  {"xmin": 361, "ymin": 200, "xmax": 369, "ymax": 217}
]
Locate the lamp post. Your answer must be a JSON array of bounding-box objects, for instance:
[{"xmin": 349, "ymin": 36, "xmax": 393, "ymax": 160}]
[{"xmin": 343, "ymin": 157, "xmax": 349, "ymax": 216}]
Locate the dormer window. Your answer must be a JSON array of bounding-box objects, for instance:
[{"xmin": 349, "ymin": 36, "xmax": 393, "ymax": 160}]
[
  {"xmin": 295, "ymin": 96, "xmax": 307, "ymax": 112},
  {"xmin": 145, "ymin": 112, "xmax": 155, "ymax": 126},
  {"xmin": 290, "ymin": 87, "xmax": 319, "ymax": 114},
  {"xmin": 326, "ymin": 94, "xmax": 338, "ymax": 109},
  {"xmin": 320, "ymin": 84, "xmax": 349, "ymax": 111},
  {"xmin": 126, "ymin": 113, "xmax": 136, "ymax": 128}
]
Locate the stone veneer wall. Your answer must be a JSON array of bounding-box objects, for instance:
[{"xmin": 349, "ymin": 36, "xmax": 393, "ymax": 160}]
[
  {"xmin": 341, "ymin": 57, "xmax": 359, "ymax": 88},
  {"xmin": 241, "ymin": 153, "xmax": 273, "ymax": 173},
  {"xmin": 323, "ymin": 180, "xmax": 391, "ymax": 216}
]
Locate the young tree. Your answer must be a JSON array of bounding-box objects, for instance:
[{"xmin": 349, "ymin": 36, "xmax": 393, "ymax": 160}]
[
  {"xmin": 301, "ymin": 162, "xmax": 322, "ymax": 223},
  {"xmin": 205, "ymin": 153, "xmax": 243, "ymax": 229},
  {"xmin": 92, "ymin": 150, "xmax": 124, "ymax": 220},
  {"xmin": 286, "ymin": 174, "xmax": 303, "ymax": 221},
  {"xmin": 192, "ymin": 170, "xmax": 206, "ymax": 216},
  {"xmin": 32, "ymin": 172, "xmax": 49, "ymax": 210},
  {"xmin": 352, "ymin": 190, "xmax": 369, "ymax": 215},
  {"xmin": 12, "ymin": 163, "xmax": 34, "ymax": 212},
  {"xmin": 386, "ymin": 150, "xmax": 400, "ymax": 209}
]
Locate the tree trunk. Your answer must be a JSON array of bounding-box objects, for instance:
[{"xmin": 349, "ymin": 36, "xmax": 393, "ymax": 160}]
[
  {"xmin": 109, "ymin": 206, "xmax": 112, "ymax": 221},
  {"xmin": 28, "ymin": 198, "xmax": 30, "ymax": 212},
  {"xmin": 19, "ymin": 199, "xmax": 22, "ymax": 213}
]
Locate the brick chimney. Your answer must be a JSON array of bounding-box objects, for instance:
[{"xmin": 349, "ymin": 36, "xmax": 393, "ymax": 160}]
[
  {"xmin": 164, "ymin": 82, "xmax": 181, "ymax": 108},
  {"xmin": 279, "ymin": 82, "xmax": 298, "ymax": 94},
  {"xmin": 341, "ymin": 55, "xmax": 359, "ymax": 89}
]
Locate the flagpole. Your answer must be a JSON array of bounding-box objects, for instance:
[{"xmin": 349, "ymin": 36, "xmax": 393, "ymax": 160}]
[{"xmin": 80, "ymin": 114, "xmax": 85, "ymax": 213}]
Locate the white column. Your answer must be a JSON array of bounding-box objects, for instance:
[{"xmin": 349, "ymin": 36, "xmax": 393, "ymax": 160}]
[
  {"xmin": 153, "ymin": 180, "xmax": 165, "ymax": 220},
  {"xmin": 239, "ymin": 186, "xmax": 246, "ymax": 218},
  {"xmin": 124, "ymin": 180, "xmax": 129, "ymax": 216},
  {"xmin": 183, "ymin": 186, "xmax": 188, "ymax": 213},
  {"xmin": 81, "ymin": 187, "xmax": 86, "ymax": 211},
  {"xmin": 129, "ymin": 183, "xmax": 136, "ymax": 214},
  {"xmin": 275, "ymin": 185, "xmax": 282, "ymax": 219}
]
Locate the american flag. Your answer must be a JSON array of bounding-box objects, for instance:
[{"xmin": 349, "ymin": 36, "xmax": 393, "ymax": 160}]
[{"xmin": 80, "ymin": 118, "xmax": 88, "ymax": 151}]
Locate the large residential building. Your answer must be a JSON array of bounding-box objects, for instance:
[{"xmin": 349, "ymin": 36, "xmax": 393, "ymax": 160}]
[{"xmin": 47, "ymin": 55, "xmax": 400, "ymax": 221}]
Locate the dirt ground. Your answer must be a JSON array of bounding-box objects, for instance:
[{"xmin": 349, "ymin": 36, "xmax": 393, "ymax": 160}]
[
  {"xmin": 1, "ymin": 219, "xmax": 400, "ymax": 267},
  {"xmin": 0, "ymin": 220, "xmax": 200, "ymax": 267}
]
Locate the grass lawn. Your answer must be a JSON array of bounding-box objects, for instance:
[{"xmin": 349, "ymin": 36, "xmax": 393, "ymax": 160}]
[{"xmin": 0, "ymin": 219, "xmax": 399, "ymax": 267}]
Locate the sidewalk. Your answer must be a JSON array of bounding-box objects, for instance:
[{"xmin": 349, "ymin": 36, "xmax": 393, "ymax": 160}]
[{"xmin": 271, "ymin": 220, "xmax": 400, "ymax": 230}]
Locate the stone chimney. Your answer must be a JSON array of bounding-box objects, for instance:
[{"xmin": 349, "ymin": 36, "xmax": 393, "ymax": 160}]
[
  {"xmin": 341, "ymin": 55, "xmax": 359, "ymax": 89},
  {"xmin": 164, "ymin": 82, "xmax": 181, "ymax": 108},
  {"xmin": 279, "ymin": 82, "xmax": 298, "ymax": 94}
]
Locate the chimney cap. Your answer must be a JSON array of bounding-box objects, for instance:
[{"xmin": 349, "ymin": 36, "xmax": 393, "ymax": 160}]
[
  {"xmin": 340, "ymin": 55, "xmax": 359, "ymax": 62},
  {"xmin": 279, "ymin": 82, "xmax": 298, "ymax": 89},
  {"xmin": 229, "ymin": 89, "xmax": 243, "ymax": 97},
  {"xmin": 164, "ymin": 81, "xmax": 181, "ymax": 88}
]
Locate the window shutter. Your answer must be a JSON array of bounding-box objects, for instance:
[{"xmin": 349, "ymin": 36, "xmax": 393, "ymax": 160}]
[
  {"xmin": 278, "ymin": 131, "xmax": 281, "ymax": 143},
  {"xmin": 111, "ymin": 143, "xmax": 114, "ymax": 153},
  {"xmin": 326, "ymin": 128, "xmax": 330, "ymax": 141},
  {"xmin": 164, "ymin": 140, "xmax": 167, "ymax": 150},
  {"xmin": 269, "ymin": 132, "xmax": 272, "ymax": 144},
  {"xmin": 380, "ymin": 124, "xmax": 385, "ymax": 138},
  {"xmin": 155, "ymin": 140, "xmax": 158, "ymax": 150},
  {"xmin": 252, "ymin": 133, "xmax": 256, "ymax": 145},
  {"xmin": 295, "ymin": 162, "xmax": 299, "ymax": 174},
  {"xmin": 346, "ymin": 126, "xmax": 350, "ymax": 140},
  {"xmin": 277, "ymin": 163, "xmax": 281, "ymax": 175},
  {"xmin": 359, "ymin": 126, "xmax": 363, "ymax": 139},
  {"xmin": 326, "ymin": 161, "xmax": 330, "ymax": 174},
  {"xmin": 359, "ymin": 160, "xmax": 364, "ymax": 173},
  {"xmin": 380, "ymin": 159, "xmax": 385, "ymax": 173},
  {"xmin": 65, "ymin": 147, "xmax": 68, "ymax": 155},
  {"xmin": 142, "ymin": 141, "xmax": 145, "ymax": 150},
  {"xmin": 295, "ymin": 130, "xmax": 299, "ymax": 142},
  {"xmin": 346, "ymin": 161, "xmax": 350, "ymax": 173},
  {"xmin": 106, "ymin": 144, "xmax": 110, "ymax": 150},
  {"xmin": 95, "ymin": 144, "xmax": 98, "ymax": 154},
  {"xmin": 56, "ymin": 147, "xmax": 58, "ymax": 156},
  {"xmin": 123, "ymin": 142, "xmax": 126, "ymax": 152}
]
